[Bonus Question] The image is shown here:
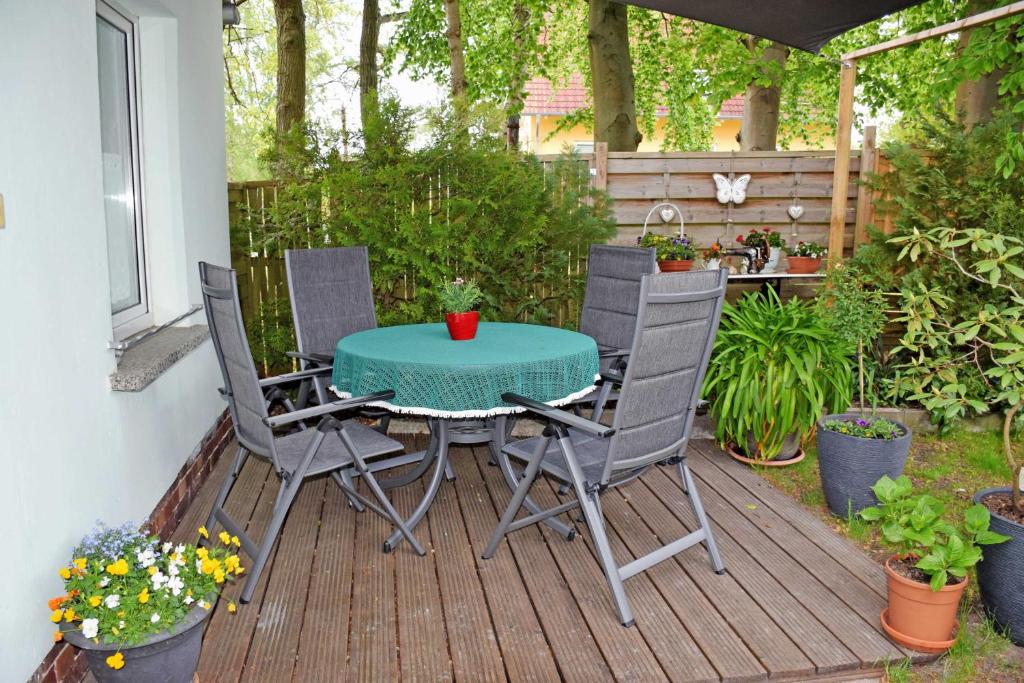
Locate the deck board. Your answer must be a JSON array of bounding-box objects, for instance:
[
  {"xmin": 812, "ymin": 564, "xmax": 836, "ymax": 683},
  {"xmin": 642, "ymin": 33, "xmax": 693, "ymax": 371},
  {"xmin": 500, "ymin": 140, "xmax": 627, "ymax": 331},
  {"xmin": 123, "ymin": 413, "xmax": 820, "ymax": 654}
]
[{"xmin": 180, "ymin": 436, "xmax": 916, "ymax": 682}]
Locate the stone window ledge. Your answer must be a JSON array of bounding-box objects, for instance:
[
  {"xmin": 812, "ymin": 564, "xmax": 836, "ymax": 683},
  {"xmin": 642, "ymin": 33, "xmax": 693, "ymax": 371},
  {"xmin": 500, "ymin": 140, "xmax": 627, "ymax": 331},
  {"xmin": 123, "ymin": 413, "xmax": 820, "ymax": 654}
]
[{"xmin": 109, "ymin": 325, "xmax": 210, "ymax": 392}]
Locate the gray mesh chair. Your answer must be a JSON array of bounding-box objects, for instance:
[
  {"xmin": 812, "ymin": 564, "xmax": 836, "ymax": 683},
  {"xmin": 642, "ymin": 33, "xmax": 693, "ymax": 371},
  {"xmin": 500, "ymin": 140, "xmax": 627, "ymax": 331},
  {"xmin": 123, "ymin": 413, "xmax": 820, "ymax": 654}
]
[
  {"xmin": 284, "ymin": 246, "xmax": 378, "ymax": 408},
  {"xmin": 199, "ymin": 262, "xmax": 424, "ymax": 604},
  {"xmin": 484, "ymin": 269, "xmax": 728, "ymax": 627}
]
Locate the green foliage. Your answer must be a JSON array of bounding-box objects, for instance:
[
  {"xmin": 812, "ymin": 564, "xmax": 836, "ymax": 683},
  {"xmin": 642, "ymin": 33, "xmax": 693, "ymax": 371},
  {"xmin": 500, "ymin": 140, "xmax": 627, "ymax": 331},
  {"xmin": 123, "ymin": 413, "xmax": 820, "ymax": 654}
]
[
  {"xmin": 243, "ymin": 99, "xmax": 616, "ymax": 333},
  {"xmin": 821, "ymin": 416, "xmax": 904, "ymax": 440},
  {"xmin": 438, "ymin": 278, "xmax": 483, "ymax": 313},
  {"xmin": 816, "ymin": 263, "xmax": 888, "ymax": 350},
  {"xmin": 859, "ymin": 475, "xmax": 1009, "ymax": 590},
  {"xmin": 784, "ymin": 241, "xmax": 827, "ymax": 258},
  {"xmin": 245, "ymin": 296, "xmax": 296, "ymax": 376},
  {"xmin": 638, "ymin": 233, "xmax": 696, "ymax": 261},
  {"xmin": 737, "ymin": 227, "xmax": 784, "ymax": 249},
  {"xmin": 703, "ymin": 289, "xmax": 854, "ymax": 460}
]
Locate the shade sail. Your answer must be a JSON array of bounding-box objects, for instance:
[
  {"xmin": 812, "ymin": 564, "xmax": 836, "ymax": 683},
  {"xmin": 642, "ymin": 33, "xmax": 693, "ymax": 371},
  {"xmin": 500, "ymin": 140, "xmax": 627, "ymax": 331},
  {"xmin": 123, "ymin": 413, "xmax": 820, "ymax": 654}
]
[{"xmin": 616, "ymin": 0, "xmax": 926, "ymax": 53}]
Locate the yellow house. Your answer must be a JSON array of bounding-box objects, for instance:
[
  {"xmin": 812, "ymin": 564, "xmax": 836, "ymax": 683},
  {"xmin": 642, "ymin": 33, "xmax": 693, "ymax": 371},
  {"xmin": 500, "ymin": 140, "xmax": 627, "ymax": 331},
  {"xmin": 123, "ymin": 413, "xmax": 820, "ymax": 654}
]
[{"xmin": 520, "ymin": 75, "xmax": 831, "ymax": 153}]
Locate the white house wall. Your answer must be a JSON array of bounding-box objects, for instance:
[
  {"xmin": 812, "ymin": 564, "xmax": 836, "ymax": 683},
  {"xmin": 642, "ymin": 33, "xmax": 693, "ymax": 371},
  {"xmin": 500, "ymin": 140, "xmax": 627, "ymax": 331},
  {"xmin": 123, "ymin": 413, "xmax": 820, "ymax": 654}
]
[{"xmin": 0, "ymin": 2, "xmax": 229, "ymax": 680}]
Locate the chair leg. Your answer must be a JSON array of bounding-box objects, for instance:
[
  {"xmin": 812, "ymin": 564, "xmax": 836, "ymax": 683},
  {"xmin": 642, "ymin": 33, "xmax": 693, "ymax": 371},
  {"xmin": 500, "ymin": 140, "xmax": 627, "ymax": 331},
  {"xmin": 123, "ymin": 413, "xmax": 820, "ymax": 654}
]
[
  {"xmin": 361, "ymin": 469, "xmax": 426, "ymax": 556},
  {"xmin": 483, "ymin": 436, "xmax": 550, "ymax": 559},
  {"xmin": 444, "ymin": 459, "xmax": 456, "ymax": 481},
  {"xmin": 331, "ymin": 469, "xmax": 365, "ymax": 512},
  {"xmin": 239, "ymin": 473, "xmax": 303, "ymax": 604},
  {"xmin": 374, "ymin": 413, "xmax": 392, "ymax": 435},
  {"xmin": 679, "ymin": 459, "xmax": 725, "ymax": 574},
  {"xmin": 203, "ymin": 446, "xmax": 249, "ymax": 536}
]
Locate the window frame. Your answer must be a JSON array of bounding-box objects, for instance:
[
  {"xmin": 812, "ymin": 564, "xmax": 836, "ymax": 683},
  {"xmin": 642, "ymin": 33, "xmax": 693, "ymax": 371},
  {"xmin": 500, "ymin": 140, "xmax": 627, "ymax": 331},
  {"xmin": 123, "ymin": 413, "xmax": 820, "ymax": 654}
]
[{"xmin": 97, "ymin": 0, "xmax": 151, "ymax": 340}]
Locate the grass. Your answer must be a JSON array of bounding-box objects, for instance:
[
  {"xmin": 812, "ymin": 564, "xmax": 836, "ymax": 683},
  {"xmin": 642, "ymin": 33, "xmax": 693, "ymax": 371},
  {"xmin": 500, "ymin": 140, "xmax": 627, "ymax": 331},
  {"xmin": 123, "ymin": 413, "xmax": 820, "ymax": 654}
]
[{"xmin": 755, "ymin": 427, "xmax": 1023, "ymax": 682}]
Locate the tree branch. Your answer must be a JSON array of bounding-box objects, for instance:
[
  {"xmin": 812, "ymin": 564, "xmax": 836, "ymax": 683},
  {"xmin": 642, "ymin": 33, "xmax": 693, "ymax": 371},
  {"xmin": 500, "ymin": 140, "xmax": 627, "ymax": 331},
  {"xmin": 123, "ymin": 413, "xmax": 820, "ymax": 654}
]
[{"xmin": 381, "ymin": 11, "xmax": 407, "ymax": 23}]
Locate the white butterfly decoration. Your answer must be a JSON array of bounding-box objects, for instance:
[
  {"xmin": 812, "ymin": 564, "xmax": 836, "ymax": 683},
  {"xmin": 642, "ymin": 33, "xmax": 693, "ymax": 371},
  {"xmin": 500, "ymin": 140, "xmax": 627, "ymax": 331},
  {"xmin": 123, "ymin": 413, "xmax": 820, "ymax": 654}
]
[{"xmin": 712, "ymin": 173, "xmax": 751, "ymax": 205}]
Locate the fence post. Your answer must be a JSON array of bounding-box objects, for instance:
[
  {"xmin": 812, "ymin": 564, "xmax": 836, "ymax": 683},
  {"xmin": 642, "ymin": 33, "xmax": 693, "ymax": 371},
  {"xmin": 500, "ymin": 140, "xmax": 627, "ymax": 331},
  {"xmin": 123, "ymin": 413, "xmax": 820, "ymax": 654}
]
[
  {"xmin": 828, "ymin": 59, "xmax": 857, "ymax": 264},
  {"xmin": 853, "ymin": 125, "xmax": 877, "ymax": 249},
  {"xmin": 593, "ymin": 142, "xmax": 608, "ymax": 191}
]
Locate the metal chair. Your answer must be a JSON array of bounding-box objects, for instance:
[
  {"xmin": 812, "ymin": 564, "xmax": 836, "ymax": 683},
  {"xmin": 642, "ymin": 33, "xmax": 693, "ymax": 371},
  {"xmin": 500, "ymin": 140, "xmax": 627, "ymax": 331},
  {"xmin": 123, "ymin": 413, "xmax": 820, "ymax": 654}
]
[
  {"xmin": 199, "ymin": 262, "xmax": 424, "ymax": 604},
  {"xmin": 484, "ymin": 269, "xmax": 728, "ymax": 627}
]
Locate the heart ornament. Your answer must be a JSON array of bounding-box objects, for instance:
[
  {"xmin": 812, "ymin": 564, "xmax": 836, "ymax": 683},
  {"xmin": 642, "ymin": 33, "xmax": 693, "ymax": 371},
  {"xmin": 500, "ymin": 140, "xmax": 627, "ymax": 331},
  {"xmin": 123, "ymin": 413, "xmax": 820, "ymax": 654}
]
[
  {"xmin": 787, "ymin": 204, "xmax": 805, "ymax": 220},
  {"xmin": 659, "ymin": 207, "xmax": 676, "ymax": 223}
]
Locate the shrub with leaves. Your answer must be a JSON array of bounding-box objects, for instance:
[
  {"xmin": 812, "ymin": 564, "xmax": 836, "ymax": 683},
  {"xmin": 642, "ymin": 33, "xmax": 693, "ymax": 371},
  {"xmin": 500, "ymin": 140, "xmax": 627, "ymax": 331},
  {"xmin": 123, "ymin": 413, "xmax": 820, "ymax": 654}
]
[
  {"xmin": 859, "ymin": 475, "xmax": 1009, "ymax": 590},
  {"xmin": 438, "ymin": 278, "xmax": 483, "ymax": 314}
]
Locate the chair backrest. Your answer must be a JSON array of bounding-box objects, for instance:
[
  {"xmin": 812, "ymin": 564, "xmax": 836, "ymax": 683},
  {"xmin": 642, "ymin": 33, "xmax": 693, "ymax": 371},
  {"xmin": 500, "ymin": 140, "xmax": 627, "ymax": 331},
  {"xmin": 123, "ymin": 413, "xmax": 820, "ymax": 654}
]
[
  {"xmin": 199, "ymin": 262, "xmax": 278, "ymax": 465},
  {"xmin": 602, "ymin": 269, "xmax": 728, "ymax": 483},
  {"xmin": 285, "ymin": 246, "xmax": 377, "ymax": 357},
  {"xmin": 579, "ymin": 244, "xmax": 657, "ymax": 361}
]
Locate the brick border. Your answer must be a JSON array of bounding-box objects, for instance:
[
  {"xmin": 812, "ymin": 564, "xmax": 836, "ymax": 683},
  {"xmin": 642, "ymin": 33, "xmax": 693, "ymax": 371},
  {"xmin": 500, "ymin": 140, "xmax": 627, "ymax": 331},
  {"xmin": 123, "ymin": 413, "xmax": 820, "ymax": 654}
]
[{"xmin": 29, "ymin": 410, "xmax": 232, "ymax": 683}]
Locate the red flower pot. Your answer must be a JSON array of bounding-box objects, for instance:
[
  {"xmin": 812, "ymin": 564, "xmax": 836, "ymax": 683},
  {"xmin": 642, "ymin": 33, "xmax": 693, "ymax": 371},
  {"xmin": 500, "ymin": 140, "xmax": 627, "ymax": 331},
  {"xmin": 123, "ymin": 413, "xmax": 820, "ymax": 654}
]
[
  {"xmin": 658, "ymin": 259, "xmax": 693, "ymax": 272},
  {"xmin": 786, "ymin": 256, "xmax": 822, "ymax": 274},
  {"xmin": 445, "ymin": 311, "xmax": 479, "ymax": 340}
]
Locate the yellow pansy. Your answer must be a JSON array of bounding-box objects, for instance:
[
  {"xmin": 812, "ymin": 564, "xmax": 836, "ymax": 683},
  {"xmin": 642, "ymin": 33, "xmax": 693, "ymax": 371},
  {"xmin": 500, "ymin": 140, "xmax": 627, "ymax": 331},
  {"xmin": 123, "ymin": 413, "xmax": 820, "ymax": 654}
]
[
  {"xmin": 137, "ymin": 588, "xmax": 149, "ymax": 604},
  {"xmin": 89, "ymin": 596, "xmax": 102, "ymax": 608},
  {"xmin": 213, "ymin": 568, "xmax": 226, "ymax": 584},
  {"xmin": 50, "ymin": 610, "xmax": 63, "ymax": 623},
  {"xmin": 73, "ymin": 557, "xmax": 87, "ymax": 571},
  {"xmin": 227, "ymin": 602, "xmax": 237, "ymax": 614},
  {"xmin": 224, "ymin": 555, "xmax": 240, "ymax": 573},
  {"xmin": 218, "ymin": 531, "xmax": 231, "ymax": 546},
  {"xmin": 196, "ymin": 547, "xmax": 209, "ymax": 560},
  {"xmin": 234, "ymin": 566, "xmax": 245, "ymax": 576},
  {"xmin": 63, "ymin": 608, "xmax": 76, "ymax": 622},
  {"xmin": 106, "ymin": 559, "xmax": 129, "ymax": 576},
  {"xmin": 147, "ymin": 566, "xmax": 158, "ymax": 576},
  {"xmin": 198, "ymin": 526, "xmax": 209, "ymax": 539},
  {"xmin": 200, "ymin": 557, "xmax": 220, "ymax": 575},
  {"xmin": 112, "ymin": 627, "xmax": 119, "ymax": 636},
  {"xmin": 106, "ymin": 652, "xmax": 125, "ymax": 670},
  {"xmin": 58, "ymin": 567, "xmax": 71, "ymax": 580},
  {"xmin": 231, "ymin": 536, "xmax": 240, "ymax": 547}
]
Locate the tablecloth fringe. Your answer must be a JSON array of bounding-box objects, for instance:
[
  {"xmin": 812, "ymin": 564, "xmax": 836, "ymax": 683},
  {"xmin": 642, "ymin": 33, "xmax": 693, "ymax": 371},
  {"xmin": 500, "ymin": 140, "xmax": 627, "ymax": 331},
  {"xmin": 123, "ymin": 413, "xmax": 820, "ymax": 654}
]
[{"xmin": 327, "ymin": 379, "xmax": 600, "ymax": 419}]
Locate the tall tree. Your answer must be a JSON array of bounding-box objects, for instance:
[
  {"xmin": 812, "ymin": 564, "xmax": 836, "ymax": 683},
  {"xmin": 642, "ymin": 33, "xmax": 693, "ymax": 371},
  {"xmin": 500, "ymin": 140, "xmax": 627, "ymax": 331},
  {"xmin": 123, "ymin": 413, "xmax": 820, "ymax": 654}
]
[
  {"xmin": 273, "ymin": 0, "xmax": 306, "ymax": 137},
  {"xmin": 588, "ymin": 0, "xmax": 641, "ymax": 151},
  {"xmin": 954, "ymin": 0, "xmax": 1006, "ymax": 129},
  {"xmin": 739, "ymin": 39, "xmax": 789, "ymax": 150},
  {"xmin": 506, "ymin": 2, "xmax": 531, "ymax": 148},
  {"xmin": 359, "ymin": 0, "xmax": 381, "ymax": 127},
  {"xmin": 444, "ymin": 0, "xmax": 468, "ymax": 98}
]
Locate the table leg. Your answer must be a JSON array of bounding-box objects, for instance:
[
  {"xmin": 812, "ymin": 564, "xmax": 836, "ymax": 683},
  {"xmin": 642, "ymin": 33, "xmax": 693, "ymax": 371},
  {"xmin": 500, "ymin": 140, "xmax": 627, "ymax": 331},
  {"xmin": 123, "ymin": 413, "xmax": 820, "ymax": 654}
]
[
  {"xmin": 383, "ymin": 419, "xmax": 451, "ymax": 553},
  {"xmin": 490, "ymin": 415, "xmax": 576, "ymax": 541},
  {"xmin": 376, "ymin": 420, "xmax": 440, "ymax": 490}
]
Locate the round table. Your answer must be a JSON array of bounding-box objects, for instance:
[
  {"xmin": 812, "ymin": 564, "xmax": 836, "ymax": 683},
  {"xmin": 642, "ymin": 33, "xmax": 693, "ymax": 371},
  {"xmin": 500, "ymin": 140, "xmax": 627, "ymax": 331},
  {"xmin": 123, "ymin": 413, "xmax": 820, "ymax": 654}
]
[{"xmin": 330, "ymin": 322, "xmax": 600, "ymax": 551}]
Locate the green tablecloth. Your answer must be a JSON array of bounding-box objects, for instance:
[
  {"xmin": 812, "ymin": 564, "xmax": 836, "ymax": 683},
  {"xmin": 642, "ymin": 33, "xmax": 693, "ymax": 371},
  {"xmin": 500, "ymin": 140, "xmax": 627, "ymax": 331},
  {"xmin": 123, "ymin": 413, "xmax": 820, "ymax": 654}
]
[{"xmin": 331, "ymin": 322, "xmax": 599, "ymax": 418}]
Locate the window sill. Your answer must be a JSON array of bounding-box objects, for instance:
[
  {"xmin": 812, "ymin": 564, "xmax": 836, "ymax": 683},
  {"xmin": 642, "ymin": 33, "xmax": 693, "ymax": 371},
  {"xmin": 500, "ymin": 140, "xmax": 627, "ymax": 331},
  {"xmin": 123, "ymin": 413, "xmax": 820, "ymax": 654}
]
[{"xmin": 109, "ymin": 325, "xmax": 210, "ymax": 392}]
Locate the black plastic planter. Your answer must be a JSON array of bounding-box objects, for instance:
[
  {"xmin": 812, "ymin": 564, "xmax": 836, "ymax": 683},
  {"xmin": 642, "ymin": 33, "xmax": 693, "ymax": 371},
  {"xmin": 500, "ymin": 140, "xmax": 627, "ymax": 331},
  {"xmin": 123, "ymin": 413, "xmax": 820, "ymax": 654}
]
[
  {"xmin": 974, "ymin": 487, "xmax": 1024, "ymax": 646},
  {"xmin": 62, "ymin": 598, "xmax": 214, "ymax": 683},
  {"xmin": 815, "ymin": 413, "xmax": 911, "ymax": 517}
]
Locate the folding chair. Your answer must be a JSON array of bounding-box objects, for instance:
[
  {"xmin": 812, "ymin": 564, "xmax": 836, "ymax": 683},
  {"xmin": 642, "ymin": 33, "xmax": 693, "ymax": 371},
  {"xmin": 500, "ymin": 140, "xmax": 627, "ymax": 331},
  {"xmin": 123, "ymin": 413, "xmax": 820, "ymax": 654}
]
[
  {"xmin": 484, "ymin": 269, "xmax": 728, "ymax": 626},
  {"xmin": 199, "ymin": 262, "xmax": 424, "ymax": 604}
]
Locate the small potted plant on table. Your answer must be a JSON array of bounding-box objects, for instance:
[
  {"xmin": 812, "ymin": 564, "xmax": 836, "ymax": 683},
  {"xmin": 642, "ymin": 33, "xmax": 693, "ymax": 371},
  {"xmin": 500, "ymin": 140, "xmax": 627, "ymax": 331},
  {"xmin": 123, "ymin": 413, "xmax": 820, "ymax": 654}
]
[
  {"xmin": 49, "ymin": 522, "xmax": 243, "ymax": 682},
  {"xmin": 736, "ymin": 228, "xmax": 785, "ymax": 273},
  {"xmin": 817, "ymin": 415, "xmax": 911, "ymax": 516},
  {"xmin": 784, "ymin": 241, "xmax": 827, "ymax": 273},
  {"xmin": 703, "ymin": 242, "xmax": 725, "ymax": 270},
  {"xmin": 639, "ymin": 233, "xmax": 697, "ymax": 272},
  {"xmin": 440, "ymin": 277, "xmax": 483, "ymax": 340},
  {"xmin": 860, "ymin": 476, "xmax": 1009, "ymax": 653},
  {"xmin": 703, "ymin": 289, "xmax": 853, "ymax": 465}
]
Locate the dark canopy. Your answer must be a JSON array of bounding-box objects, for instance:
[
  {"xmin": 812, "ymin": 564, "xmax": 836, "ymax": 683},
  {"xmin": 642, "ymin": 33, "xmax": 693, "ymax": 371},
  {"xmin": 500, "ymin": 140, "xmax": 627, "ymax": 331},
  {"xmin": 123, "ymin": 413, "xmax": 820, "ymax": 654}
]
[{"xmin": 616, "ymin": 0, "xmax": 926, "ymax": 53}]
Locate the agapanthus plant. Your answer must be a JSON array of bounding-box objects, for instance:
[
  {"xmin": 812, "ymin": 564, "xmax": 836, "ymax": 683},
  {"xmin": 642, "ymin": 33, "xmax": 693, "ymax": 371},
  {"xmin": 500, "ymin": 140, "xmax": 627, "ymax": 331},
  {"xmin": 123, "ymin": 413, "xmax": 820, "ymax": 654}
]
[{"xmin": 49, "ymin": 522, "xmax": 242, "ymax": 670}]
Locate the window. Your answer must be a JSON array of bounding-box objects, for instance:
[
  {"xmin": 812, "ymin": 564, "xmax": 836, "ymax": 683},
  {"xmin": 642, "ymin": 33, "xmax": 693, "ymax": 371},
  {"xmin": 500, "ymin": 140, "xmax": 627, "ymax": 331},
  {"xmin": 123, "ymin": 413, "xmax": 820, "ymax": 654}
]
[
  {"xmin": 572, "ymin": 142, "xmax": 595, "ymax": 154},
  {"xmin": 96, "ymin": 1, "xmax": 149, "ymax": 339}
]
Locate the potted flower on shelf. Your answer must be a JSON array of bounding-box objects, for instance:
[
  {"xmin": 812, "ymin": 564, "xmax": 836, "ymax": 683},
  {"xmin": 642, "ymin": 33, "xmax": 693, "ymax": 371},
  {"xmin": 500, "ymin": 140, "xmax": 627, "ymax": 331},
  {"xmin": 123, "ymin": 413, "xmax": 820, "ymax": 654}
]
[
  {"xmin": 784, "ymin": 241, "xmax": 827, "ymax": 274},
  {"xmin": 638, "ymin": 233, "xmax": 697, "ymax": 272},
  {"xmin": 703, "ymin": 242, "xmax": 725, "ymax": 270},
  {"xmin": 816, "ymin": 415, "xmax": 911, "ymax": 516},
  {"xmin": 703, "ymin": 289, "xmax": 853, "ymax": 466},
  {"xmin": 439, "ymin": 277, "xmax": 483, "ymax": 340},
  {"xmin": 50, "ymin": 522, "xmax": 243, "ymax": 682},
  {"xmin": 859, "ymin": 476, "xmax": 1009, "ymax": 653},
  {"xmin": 736, "ymin": 228, "xmax": 785, "ymax": 273}
]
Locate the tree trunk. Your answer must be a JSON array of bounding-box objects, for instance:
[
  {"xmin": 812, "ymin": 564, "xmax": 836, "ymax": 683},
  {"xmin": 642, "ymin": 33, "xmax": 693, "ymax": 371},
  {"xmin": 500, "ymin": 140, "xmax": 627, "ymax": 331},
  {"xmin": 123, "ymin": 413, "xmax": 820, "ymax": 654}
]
[
  {"xmin": 359, "ymin": 0, "xmax": 381, "ymax": 128},
  {"xmin": 955, "ymin": 0, "xmax": 1005, "ymax": 130},
  {"xmin": 506, "ymin": 2, "xmax": 530, "ymax": 149},
  {"xmin": 444, "ymin": 0, "xmax": 467, "ymax": 98},
  {"xmin": 588, "ymin": 0, "xmax": 641, "ymax": 152},
  {"xmin": 273, "ymin": 0, "xmax": 306, "ymax": 138},
  {"xmin": 739, "ymin": 39, "xmax": 788, "ymax": 151}
]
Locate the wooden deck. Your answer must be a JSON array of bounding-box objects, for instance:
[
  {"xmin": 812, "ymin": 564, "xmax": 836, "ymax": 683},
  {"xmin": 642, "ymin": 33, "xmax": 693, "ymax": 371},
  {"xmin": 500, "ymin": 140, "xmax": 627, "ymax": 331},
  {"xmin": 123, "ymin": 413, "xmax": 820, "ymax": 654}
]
[{"xmin": 165, "ymin": 434, "xmax": 930, "ymax": 682}]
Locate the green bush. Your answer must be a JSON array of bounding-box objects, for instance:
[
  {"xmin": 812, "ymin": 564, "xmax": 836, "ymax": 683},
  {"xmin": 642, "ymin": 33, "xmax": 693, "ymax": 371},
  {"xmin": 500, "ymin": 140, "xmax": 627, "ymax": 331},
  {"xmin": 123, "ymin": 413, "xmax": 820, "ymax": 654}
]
[{"xmin": 246, "ymin": 100, "xmax": 616, "ymax": 333}]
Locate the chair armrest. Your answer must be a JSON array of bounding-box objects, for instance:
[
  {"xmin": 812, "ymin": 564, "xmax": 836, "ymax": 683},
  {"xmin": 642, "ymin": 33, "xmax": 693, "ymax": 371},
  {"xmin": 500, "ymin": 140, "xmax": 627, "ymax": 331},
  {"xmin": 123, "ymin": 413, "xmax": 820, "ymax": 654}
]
[
  {"xmin": 501, "ymin": 392, "xmax": 615, "ymax": 438},
  {"xmin": 258, "ymin": 365, "xmax": 332, "ymax": 388},
  {"xmin": 597, "ymin": 346, "xmax": 630, "ymax": 359},
  {"xmin": 285, "ymin": 350, "xmax": 334, "ymax": 366},
  {"xmin": 599, "ymin": 370, "xmax": 624, "ymax": 385},
  {"xmin": 263, "ymin": 390, "xmax": 396, "ymax": 428}
]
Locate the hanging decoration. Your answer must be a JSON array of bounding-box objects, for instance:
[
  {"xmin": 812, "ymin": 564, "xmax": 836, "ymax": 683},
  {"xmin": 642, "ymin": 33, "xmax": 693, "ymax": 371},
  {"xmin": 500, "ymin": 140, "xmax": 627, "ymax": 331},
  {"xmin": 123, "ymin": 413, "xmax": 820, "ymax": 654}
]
[{"xmin": 712, "ymin": 173, "xmax": 751, "ymax": 204}]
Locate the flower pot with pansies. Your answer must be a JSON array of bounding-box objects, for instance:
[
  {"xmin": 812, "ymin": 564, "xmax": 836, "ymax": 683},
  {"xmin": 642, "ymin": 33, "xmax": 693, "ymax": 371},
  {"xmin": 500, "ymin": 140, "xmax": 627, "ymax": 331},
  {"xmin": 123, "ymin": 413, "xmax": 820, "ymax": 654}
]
[
  {"xmin": 859, "ymin": 476, "xmax": 1009, "ymax": 653},
  {"xmin": 50, "ymin": 522, "xmax": 244, "ymax": 683},
  {"xmin": 638, "ymin": 232, "xmax": 697, "ymax": 272},
  {"xmin": 785, "ymin": 241, "xmax": 827, "ymax": 274},
  {"xmin": 439, "ymin": 277, "xmax": 483, "ymax": 340},
  {"xmin": 735, "ymin": 228, "xmax": 784, "ymax": 273}
]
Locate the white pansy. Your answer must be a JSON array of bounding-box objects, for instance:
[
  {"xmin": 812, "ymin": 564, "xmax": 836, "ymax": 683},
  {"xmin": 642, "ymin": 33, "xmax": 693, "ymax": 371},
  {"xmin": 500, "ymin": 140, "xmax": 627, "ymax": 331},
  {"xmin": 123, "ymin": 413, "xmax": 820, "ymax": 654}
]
[
  {"xmin": 167, "ymin": 563, "xmax": 179, "ymax": 577},
  {"xmin": 98, "ymin": 576, "xmax": 110, "ymax": 588},
  {"xmin": 166, "ymin": 575, "xmax": 185, "ymax": 596},
  {"xmin": 183, "ymin": 595, "xmax": 194, "ymax": 605},
  {"xmin": 136, "ymin": 547, "xmax": 156, "ymax": 568},
  {"xmin": 103, "ymin": 594, "xmax": 120, "ymax": 609},
  {"xmin": 81, "ymin": 618, "xmax": 99, "ymax": 639},
  {"xmin": 118, "ymin": 620, "xmax": 125, "ymax": 628},
  {"xmin": 150, "ymin": 613, "xmax": 160, "ymax": 624},
  {"xmin": 195, "ymin": 560, "xmax": 203, "ymax": 573},
  {"xmin": 162, "ymin": 542, "xmax": 173, "ymax": 554},
  {"xmin": 151, "ymin": 571, "xmax": 168, "ymax": 589}
]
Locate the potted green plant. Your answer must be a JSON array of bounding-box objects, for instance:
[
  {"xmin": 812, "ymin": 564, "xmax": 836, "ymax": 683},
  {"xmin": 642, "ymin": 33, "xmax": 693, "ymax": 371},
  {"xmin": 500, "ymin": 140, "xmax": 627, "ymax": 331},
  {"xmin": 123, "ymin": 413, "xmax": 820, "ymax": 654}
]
[
  {"xmin": 736, "ymin": 228, "xmax": 784, "ymax": 273},
  {"xmin": 816, "ymin": 416, "xmax": 911, "ymax": 516},
  {"xmin": 859, "ymin": 476, "xmax": 1009, "ymax": 653},
  {"xmin": 439, "ymin": 277, "xmax": 483, "ymax": 340},
  {"xmin": 49, "ymin": 522, "xmax": 243, "ymax": 682},
  {"xmin": 638, "ymin": 233, "xmax": 697, "ymax": 272},
  {"xmin": 784, "ymin": 241, "xmax": 827, "ymax": 274},
  {"xmin": 703, "ymin": 242, "xmax": 725, "ymax": 270},
  {"xmin": 703, "ymin": 289, "xmax": 853, "ymax": 465}
]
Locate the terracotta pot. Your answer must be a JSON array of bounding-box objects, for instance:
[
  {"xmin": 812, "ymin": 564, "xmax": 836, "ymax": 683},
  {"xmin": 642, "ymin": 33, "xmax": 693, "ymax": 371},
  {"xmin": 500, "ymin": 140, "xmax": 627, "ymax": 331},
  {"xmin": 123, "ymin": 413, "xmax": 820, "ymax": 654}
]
[
  {"xmin": 445, "ymin": 311, "xmax": 479, "ymax": 340},
  {"xmin": 726, "ymin": 433, "xmax": 805, "ymax": 467},
  {"xmin": 881, "ymin": 554, "xmax": 964, "ymax": 653},
  {"xmin": 658, "ymin": 259, "xmax": 693, "ymax": 272},
  {"xmin": 786, "ymin": 256, "xmax": 822, "ymax": 274}
]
